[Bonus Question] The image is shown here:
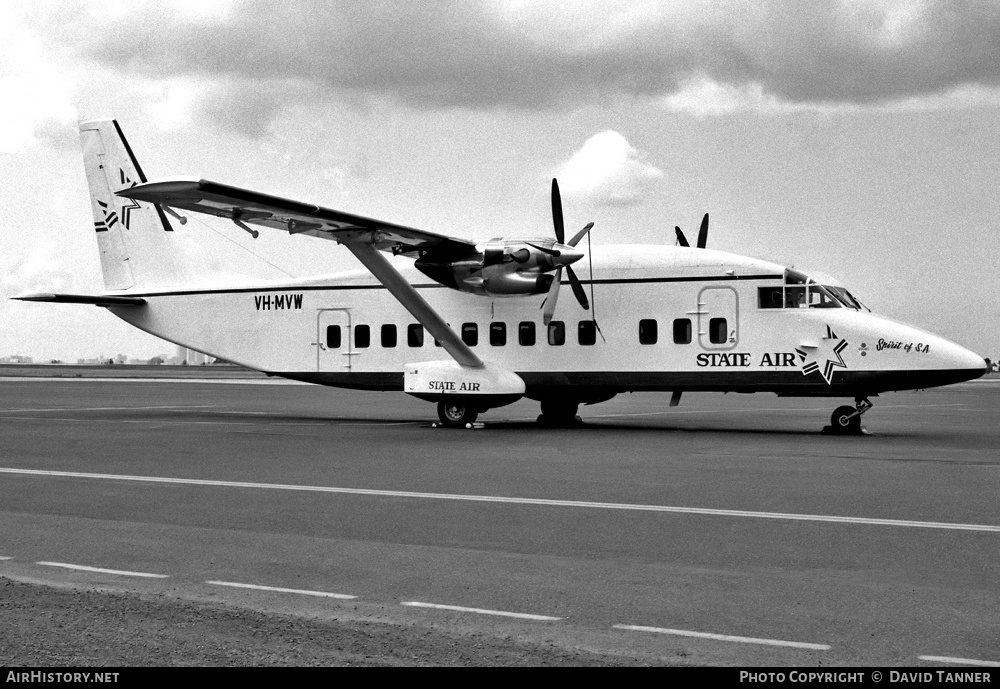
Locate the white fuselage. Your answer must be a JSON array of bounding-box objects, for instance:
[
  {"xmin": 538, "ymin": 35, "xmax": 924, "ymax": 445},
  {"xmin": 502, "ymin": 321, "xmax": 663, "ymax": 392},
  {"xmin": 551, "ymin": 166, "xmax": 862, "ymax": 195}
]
[{"xmin": 108, "ymin": 245, "xmax": 985, "ymax": 401}]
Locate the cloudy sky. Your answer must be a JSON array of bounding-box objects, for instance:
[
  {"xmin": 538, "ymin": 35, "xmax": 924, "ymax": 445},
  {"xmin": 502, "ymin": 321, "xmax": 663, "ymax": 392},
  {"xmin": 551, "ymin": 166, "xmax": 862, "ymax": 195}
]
[{"xmin": 2, "ymin": 0, "xmax": 998, "ymax": 361}]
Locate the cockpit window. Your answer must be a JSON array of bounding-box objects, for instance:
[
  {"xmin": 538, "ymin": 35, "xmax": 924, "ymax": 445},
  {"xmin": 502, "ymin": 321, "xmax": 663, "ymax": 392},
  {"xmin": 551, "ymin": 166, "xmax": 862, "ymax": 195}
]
[
  {"xmin": 758, "ymin": 269, "xmax": 867, "ymax": 310},
  {"xmin": 806, "ymin": 283, "xmax": 842, "ymax": 308},
  {"xmin": 825, "ymin": 286, "xmax": 868, "ymax": 311}
]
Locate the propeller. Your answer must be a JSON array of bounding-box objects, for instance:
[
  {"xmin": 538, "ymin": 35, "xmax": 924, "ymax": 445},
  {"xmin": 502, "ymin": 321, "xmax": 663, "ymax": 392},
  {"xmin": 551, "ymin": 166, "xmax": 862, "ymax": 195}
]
[
  {"xmin": 697, "ymin": 212, "xmax": 709, "ymax": 249},
  {"xmin": 542, "ymin": 179, "xmax": 594, "ymax": 325},
  {"xmin": 675, "ymin": 213, "xmax": 709, "ymax": 248}
]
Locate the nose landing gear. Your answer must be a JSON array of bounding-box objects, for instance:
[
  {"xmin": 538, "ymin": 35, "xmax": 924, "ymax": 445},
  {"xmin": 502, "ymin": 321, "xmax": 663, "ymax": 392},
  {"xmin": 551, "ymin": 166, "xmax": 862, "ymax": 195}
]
[{"xmin": 826, "ymin": 397, "xmax": 873, "ymax": 435}]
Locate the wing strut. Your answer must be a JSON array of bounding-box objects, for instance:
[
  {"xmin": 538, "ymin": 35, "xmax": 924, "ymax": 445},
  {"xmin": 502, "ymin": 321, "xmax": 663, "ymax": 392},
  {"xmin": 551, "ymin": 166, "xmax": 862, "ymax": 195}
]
[{"xmin": 342, "ymin": 239, "xmax": 483, "ymax": 369}]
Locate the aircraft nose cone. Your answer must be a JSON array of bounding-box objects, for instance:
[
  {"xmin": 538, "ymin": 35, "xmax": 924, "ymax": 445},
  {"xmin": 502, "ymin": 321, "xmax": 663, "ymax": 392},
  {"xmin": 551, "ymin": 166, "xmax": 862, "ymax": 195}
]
[
  {"xmin": 934, "ymin": 338, "xmax": 987, "ymax": 384},
  {"xmin": 954, "ymin": 347, "xmax": 988, "ymax": 380}
]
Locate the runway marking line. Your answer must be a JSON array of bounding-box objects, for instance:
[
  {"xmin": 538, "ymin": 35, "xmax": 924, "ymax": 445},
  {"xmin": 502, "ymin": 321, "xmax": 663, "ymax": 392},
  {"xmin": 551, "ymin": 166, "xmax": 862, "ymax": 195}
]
[
  {"xmin": 0, "ymin": 416, "xmax": 259, "ymax": 427},
  {"xmin": 0, "ymin": 415, "xmax": 408, "ymax": 428},
  {"xmin": 206, "ymin": 580, "xmax": 357, "ymax": 599},
  {"xmin": 36, "ymin": 561, "xmax": 169, "ymax": 579},
  {"xmin": 3, "ymin": 467, "xmax": 1000, "ymax": 533},
  {"xmin": 0, "ymin": 556, "xmax": 13, "ymax": 560},
  {"xmin": 401, "ymin": 601, "xmax": 560, "ymax": 621},
  {"xmin": 918, "ymin": 655, "xmax": 1000, "ymax": 667},
  {"xmin": 0, "ymin": 405, "xmax": 218, "ymax": 414},
  {"xmin": 614, "ymin": 624, "xmax": 830, "ymax": 650}
]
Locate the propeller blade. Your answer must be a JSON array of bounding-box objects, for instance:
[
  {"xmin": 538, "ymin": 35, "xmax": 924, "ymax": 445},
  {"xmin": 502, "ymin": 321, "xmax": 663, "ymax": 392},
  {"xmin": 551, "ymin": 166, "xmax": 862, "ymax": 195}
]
[
  {"xmin": 541, "ymin": 266, "xmax": 562, "ymax": 325},
  {"xmin": 551, "ymin": 178, "xmax": 565, "ymax": 244},
  {"xmin": 675, "ymin": 226, "xmax": 689, "ymax": 247},
  {"xmin": 525, "ymin": 241, "xmax": 560, "ymax": 257},
  {"xmin": 565, "ymin": 265, "xmax": 590, "ymax": 311},
  {"xmin": 568, "ymin": 222, "xmax": 594, "ymax": 247},
  {"xmin": 697, "ymin": 213, "xmax": 709, "ymax": 249}
]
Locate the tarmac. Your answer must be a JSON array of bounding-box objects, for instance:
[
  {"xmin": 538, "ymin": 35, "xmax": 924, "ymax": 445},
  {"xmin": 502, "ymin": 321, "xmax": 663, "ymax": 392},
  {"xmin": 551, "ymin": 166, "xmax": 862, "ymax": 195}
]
[{"xmin": 1, "ymin": 371, "xmax": 998, "ymax": 666}]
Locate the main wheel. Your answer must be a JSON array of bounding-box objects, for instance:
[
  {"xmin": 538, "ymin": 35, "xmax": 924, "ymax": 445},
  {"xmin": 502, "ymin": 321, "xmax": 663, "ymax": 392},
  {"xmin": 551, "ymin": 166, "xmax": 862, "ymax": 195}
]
[
  {"xmin": 538, "ymin": 399, "xmax": 580, "ymax": 427},
  {"xmin": 831, "ymin": 405, "xmax": 861, "ymax": 434},
  {"xmin": 437, "ymin": 400, "xmax": 478, "ymax": 428}
]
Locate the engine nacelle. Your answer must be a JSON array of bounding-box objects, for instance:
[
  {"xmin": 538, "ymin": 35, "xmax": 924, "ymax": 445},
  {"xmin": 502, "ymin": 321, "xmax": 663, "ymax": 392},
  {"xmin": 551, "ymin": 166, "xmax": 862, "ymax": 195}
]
[
  {"xmin": 414, "ymin": 239, "xmax": 579, "ymax": 297},
  {"xmin": 478, "ymin": 271, "xmax": 554, "ymax": 295}
]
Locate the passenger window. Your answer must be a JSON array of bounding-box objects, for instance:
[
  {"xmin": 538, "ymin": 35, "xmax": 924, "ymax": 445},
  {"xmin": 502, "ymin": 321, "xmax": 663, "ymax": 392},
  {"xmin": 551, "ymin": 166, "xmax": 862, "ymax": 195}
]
[
  {"xmin": 578, "ymin": 320, "xmax": 597, "ymax": 346},
  {"xmin": 355, "ymin": 324, "xmax": 370, "ymax": 348},
  {"xmin": 462, "ymin": 323, "xmax": 478, "ymax": 346},
  {"xmin": 673, "ymin": 318, "xmax": 691, "ymax": 344},
  {"xmin": 709, "ymin": 318, "xmax": 728, "ymax": 344},
  {"xmin": 407, "ymin": 324, "xmax": 424, "ymax": 347},
  {"xmin": 548, "ymin": 321, "xmax": 565, "ymax": 346},
  {"xmin": 381, "ymin": 324, "xmax": 397, "ymax": 348},
  {"xmin": 519, "ymin": 322, "xmax": 536, "ymax": 346},
  {"xmin": 639, "ymin": 319, "xmax": 657, "ymax": 345},
  {"xmin": 435, "ymin": 324, "xmax": 452, "ymax": 347},
  {"xmin": 490, "ymin": 322, "xmax": 506, "ymax": 346},
  {"xmin": 326, "ymin": 325, "xmax": 341, "ymax": 349}
]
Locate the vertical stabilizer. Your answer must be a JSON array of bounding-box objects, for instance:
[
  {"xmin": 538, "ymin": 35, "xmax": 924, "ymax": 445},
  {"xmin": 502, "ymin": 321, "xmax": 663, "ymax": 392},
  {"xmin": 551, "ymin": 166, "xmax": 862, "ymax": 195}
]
[{"xmin": 79, "ymin": 119, "xmax": 189, "ymax": 290}]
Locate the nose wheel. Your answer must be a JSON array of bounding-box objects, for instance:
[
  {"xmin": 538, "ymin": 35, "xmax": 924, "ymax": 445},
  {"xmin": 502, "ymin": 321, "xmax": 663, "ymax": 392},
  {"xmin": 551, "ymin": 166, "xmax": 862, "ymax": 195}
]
[{"xmin": 827, "ymin": 397, "xmax": 872, "ymax": 435}]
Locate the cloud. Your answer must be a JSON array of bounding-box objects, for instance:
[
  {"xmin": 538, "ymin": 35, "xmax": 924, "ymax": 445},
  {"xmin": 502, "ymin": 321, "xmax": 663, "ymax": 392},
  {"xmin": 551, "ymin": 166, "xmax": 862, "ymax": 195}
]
[
  {"xmin": 27, "ymin": 0, "xmax": 1000, "ymax": 135},
  {"xmin": 0, "ymin": 6, "xmax": 77, "ymax": 152},
  {"xmin": 191, "ymin": 81, "xmax": 286, "ymax": 138},
  {"xmin": 0, "ymin": 240, "xmax": 73, "ymax": 298},
  {"xmin": 556, "ymin": 130, "xmax": 663, "ymax": 206}
]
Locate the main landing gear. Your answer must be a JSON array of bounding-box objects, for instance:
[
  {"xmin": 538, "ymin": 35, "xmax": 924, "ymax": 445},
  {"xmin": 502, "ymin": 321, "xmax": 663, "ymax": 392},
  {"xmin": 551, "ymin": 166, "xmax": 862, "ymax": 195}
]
[
  {"xmin": 536, "ymin": 399, "xmax": 581, "ymax": 427},
  {"xmin": 826, "ymin": 397, "xmax": 873, "ymax": 435}
]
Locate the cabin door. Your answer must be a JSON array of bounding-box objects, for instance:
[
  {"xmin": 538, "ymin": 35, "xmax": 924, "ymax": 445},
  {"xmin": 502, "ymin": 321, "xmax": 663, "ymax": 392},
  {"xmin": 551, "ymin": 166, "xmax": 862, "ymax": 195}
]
[
  {"xmin": 316, "ymin": 308, "xmax": 353, "ymax": 372},
  {"xmin": 697, "ymin": 286, "xmax": 739, "ymax": 350}
]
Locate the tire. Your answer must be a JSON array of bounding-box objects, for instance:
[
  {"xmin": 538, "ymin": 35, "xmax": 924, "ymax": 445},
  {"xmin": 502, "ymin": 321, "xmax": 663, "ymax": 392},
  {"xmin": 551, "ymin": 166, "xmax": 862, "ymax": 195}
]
[
  {"xmin": 831, "ymin": 405, "xmax": 861, "ymax": 434},
  {"xmin": 538, "ymin": 399, "xmax": 580, "ymax": 427},
  {"xmin": 437, "ymin": 400, "xmax": 478, "ymax": 428}
]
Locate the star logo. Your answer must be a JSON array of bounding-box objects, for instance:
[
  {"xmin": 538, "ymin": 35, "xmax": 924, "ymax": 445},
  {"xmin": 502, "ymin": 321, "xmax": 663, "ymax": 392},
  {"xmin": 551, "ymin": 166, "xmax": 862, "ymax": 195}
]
[
  {"xmin": 795, "ymin": 325, "xmax": 849, "ymax": 384},
  {"xmin": 94, "ymin": 199, "xmax": 117, "ymax": 232},
  {"xmin": 117, "ymin": 168, "xmax": 141, "ymax": 230}
]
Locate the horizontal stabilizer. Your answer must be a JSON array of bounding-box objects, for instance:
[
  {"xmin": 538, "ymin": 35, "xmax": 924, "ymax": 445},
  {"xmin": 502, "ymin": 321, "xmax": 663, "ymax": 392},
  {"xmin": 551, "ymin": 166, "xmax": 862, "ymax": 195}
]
[{"xmin": 13, "ymin": 293, "xmax": 147, "ymax": 307}]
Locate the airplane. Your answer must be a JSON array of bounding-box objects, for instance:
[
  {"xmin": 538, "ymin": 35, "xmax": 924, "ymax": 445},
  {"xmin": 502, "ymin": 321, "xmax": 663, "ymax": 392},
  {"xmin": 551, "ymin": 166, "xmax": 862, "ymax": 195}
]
[{"xmin": 15, "ymin": 119, "xmax": 987, "ymax": 432}]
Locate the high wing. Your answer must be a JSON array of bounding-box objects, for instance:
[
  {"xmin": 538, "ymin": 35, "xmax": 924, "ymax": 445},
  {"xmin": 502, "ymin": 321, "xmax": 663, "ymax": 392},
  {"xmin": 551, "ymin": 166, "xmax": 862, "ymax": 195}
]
[
  {"xmin": 117, "ymin": 178, "xmax": 478, "ymax": 259},
  {"xmin": 117, "ymin": 177, "xmax": 484, "ymax": 369}
]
